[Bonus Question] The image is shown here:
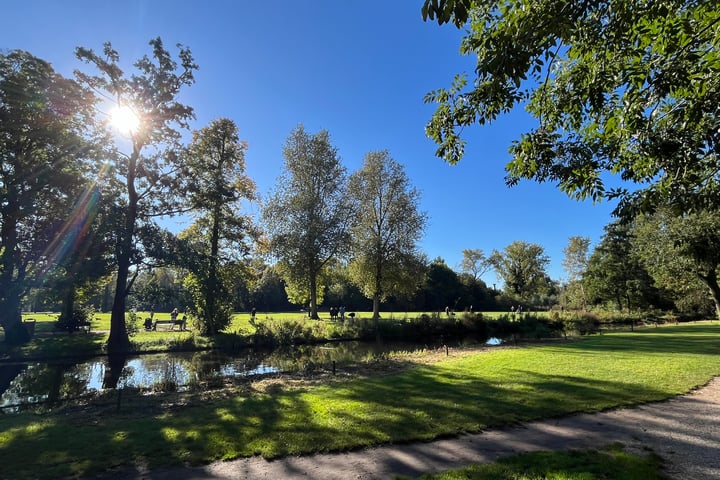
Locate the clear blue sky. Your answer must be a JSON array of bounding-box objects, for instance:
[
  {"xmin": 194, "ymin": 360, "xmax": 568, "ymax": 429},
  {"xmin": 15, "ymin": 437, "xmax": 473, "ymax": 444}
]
[{"xmin": 2, "ymin": 1, "xmax": 617, "ymax": 286}]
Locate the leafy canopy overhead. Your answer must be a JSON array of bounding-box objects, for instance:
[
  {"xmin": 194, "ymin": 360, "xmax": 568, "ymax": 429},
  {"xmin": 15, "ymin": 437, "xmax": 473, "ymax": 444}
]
[{"xmin": 423, "ymin": 0, "xmax": 720, "ymax": 216}]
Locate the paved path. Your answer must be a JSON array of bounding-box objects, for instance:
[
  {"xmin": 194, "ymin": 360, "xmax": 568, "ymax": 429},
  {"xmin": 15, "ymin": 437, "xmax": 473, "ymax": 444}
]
[{"xmin": 103, "ymin": 377, "xmax": 720, "ymax": 480}]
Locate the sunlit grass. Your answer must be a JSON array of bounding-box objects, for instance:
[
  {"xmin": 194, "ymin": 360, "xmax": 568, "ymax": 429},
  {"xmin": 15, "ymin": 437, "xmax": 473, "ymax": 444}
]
[{"xmin": 0, "ymin": 324, "xmax": 718, "ymax": 479}]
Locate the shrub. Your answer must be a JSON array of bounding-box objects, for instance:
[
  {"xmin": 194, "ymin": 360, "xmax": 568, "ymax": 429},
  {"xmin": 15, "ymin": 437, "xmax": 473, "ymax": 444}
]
[
  {"xmin": 569, "ymin": 311, "xmax": 602, "ymax": 335},
  {"xmin": 56, "ymin": 302, "xmax": 97, "ymax": 333},
  {"xmin": 125, "ymin": 311, "xmax": 140, "ymax": 337}
]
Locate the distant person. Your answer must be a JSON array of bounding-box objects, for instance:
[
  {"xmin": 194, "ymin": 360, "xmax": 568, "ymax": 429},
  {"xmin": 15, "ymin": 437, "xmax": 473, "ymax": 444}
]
[
  {"xmin": 339, "ymin": 306, "xmax": 345, "ymax": 320},
  {"xmin": 445, "ymin": 306, "xmax": 450, "ymax": 316},
  {"xmin": 171, "ymin": 308, "xmax": 179, "ymax": 321}
]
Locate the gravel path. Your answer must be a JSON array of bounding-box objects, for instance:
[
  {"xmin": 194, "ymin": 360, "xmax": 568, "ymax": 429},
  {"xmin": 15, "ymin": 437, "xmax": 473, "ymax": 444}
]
[{"xmin": 105, "ymin": 377, "xmax": 720, "ymax": 480}]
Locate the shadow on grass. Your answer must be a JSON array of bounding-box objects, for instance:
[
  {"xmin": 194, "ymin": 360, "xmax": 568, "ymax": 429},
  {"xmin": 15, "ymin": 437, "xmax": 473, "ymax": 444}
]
[
  {"xmin": 1, "ymin": 323, "xmax": 718, "ymax": 479},
  {"xmin": 554, "ymin": 323, "xmax": 720, "ymax": 356}
]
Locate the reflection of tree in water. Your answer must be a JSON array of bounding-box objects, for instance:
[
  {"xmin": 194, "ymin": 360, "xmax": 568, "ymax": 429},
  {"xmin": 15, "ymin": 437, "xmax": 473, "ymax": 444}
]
[
  {"xmin": 0, "ymin": 364, "xmax": 26, "ymax": 408},
  {"xmin": 1, "ymin": 339, "xmax": 468, "ymax": 406},
  {"xmin": 186, "ymin": 350, "xmax": 269, "ymax": 384},
  {"xmin": 60, "ymin": 362, "xmax": 96, "ymax": 399},
  {"xmin": 262, "ymin": 341, "xmax": 413, "ymax": 372},
  {"xmin": 0, "ymin": 360, "xmax": 95, "ymax": 409},
  {"xmin": 102, "ymin": 354, "xmax": 131, "ymax": 389}
]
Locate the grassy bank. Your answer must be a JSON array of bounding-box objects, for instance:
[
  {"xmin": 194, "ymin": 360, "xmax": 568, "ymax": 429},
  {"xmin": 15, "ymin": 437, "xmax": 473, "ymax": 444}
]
[
  {"xmin": 410, "ymin": 444, "xmax": 665, "ymax": 479},
  {"xmin": 0, "ymin": 324, "xmax": 718, "ymax": 479},
  {"xmin": 6, "ymin": 310, "xmax": 561, "ymax": 360}
]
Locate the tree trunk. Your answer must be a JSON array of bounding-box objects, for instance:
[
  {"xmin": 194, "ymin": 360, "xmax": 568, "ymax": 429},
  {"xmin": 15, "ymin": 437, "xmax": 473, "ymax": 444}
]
[
  {"xmin": 58, "ymin": 288, "xmax": 77, "ymax": 332},
  {"xmin": 309, "ymin": 273, "xmax": 319, "ymax": 320},
  {"xmin": 372, "ymin": 254, "xmax": 382, "ymax": 321},
  {"xmin": 102, "ymin": 354, "xmax": 129, "ymax": 389},
  {"xmin": 107, "ymin": 152, "xmax": 139, "ymax": 354},
  {"xmin": 0, "ymin": 312, "xmax": 30, "ymax": 345},
  {"xmin": 698, "ymin": 269, "xmax": 720, "ymax": 320},
  {"xmin": 0, "ymin": 288, "xmax": 29, "ymax": 345},
  {"xmin": 205, "ymin": 201, "xmax": 222, "ymax": 335},
  {"xmin": 108, "ymin": 262, "xmax": 131, "ymax": 353},
  {"xmin": 0, "ymin": 199, "xmax": 30, "ymax": 345}
]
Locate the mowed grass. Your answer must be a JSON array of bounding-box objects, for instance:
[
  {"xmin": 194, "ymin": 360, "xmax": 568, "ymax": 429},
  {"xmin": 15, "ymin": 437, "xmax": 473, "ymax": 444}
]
[
  {"xmin": 411, "ymin": 444, "xmax": 665, "ymax": 480},
  {"xmin": 0, "ymin": 324, "xmax": 718, "ymax": 479}
]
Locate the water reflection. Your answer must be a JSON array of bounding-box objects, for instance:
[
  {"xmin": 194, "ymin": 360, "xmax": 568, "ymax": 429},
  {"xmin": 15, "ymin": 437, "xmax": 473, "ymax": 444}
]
[{"xmin": 1, "ymin": 336, "xmax": 492, "ymax": 411}]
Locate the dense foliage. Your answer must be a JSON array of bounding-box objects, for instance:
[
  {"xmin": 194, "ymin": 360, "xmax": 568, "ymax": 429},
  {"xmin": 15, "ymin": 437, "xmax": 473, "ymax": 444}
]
[
  {"xmin": 263, "ymin": 126, "xmax": 354, "ymax": 319},
  {"xmin": 423, "ymin": 0, "xmax": 720, "ymax": 216},
  {"xmin": 0, "ymin": 50, "xmax": 103, "ymax": 344},
  {"xmin": 347, "ymin": 151, "xmax": 427, "ymax": 319},
  {"xmin": 181, "ymin": 118, "xmax": 257, "ymax": 334}
]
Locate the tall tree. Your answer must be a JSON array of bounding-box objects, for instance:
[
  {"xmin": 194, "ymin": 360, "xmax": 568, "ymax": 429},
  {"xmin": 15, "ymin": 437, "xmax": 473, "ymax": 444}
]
[
  {"xmin": 562, "ymin": 236, "xmax": 591, "ymax": 282},
  {"xmin": 423, "ymin": 1, "xmax": 720, "ymax": 215},
  {"xmin": 0, "ymin": 50, "xmax": 101, "ymax": 344},
  {"xmin": 635, "ymin": 210, "xmax": 720, "ymax": 318},
  {"xmin": 181, "ymin": 118, "xmax": 257, "ymax": 334},
  {"xmin": 75, "ymin": 38, "xmax": 197, "ymax": 352},
  {"xmin": 561, "ymin": 236, "xmax": 590, "ymax": 309},
  {"xmin": 490, "ymin": 241, "xmax": 550, "ymax": 301},
  {"xmin": 459, "ymin": 248, "xmax": 492, "ymax": 281},
  {"xmin": 263, "ymin": 125, "xmax": 353, "ymax": 319},
  {"xmin": 416, "ymin": 257, "xmax": 463, "ymax": 312},
  {"xmin": 347, "ymin": 150, "xmax": 427, "ymax": 319},
  {"xmin": 583, "ymin": 221, "xmax": 664, "ymax": 311}
]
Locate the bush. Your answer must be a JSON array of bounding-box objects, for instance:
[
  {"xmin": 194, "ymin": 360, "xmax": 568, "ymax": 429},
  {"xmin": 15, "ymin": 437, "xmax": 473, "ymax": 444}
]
[
  {"xmin": 253, "ymin": 318, "xmax": 315, "ymax": 346},
  {"xmin": 125, "ymin": 311, "xmax": 140, "ymax": 337},
  {"xmin": 56, "ymin": 303, "xmax": 97, "ymax": 333},
  {"xmin": 569, "ymin": 311, "xmax": 602, "ymax": 335}
]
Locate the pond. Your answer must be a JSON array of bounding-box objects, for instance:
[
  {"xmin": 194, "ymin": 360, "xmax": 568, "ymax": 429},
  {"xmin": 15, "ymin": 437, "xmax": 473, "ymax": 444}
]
[{"xmin": 0, "ymin": 336, "xmax": 502, "ymax": 412}]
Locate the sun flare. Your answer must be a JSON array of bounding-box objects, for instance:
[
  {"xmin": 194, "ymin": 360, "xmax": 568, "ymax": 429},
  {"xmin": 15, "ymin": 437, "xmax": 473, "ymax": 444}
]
[{"xmin": 110, "ymin": 105, "xmax": 140, "ymax": 135}]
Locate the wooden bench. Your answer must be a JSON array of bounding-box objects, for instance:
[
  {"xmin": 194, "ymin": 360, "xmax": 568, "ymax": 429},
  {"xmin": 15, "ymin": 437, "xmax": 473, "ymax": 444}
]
[{"xmin": 151, "ymin": 319, "xmax": 187, "ymax": 331}]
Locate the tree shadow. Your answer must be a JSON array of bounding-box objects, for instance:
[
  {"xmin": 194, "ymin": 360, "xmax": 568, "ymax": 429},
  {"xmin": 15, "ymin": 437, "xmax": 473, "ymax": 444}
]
[
  {"xmin": 550, "ymin": 323, "xmax": 720, "ymax": 356},
  {"xmin": 1, "ymin": 325, "xmax": 718, "ymax": 479}
]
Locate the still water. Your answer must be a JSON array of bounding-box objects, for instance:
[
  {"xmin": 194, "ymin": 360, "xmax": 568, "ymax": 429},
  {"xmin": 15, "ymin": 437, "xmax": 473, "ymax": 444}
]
[{"xmin": 0, "ymin": 336, "xmax": 501, "ymax": 412}]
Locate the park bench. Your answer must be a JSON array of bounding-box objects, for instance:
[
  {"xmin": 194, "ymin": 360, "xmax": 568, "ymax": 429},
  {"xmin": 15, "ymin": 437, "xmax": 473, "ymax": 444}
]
[{"xmin": 146, "ymin": 318, "xmax": 187, "ymax": 331}]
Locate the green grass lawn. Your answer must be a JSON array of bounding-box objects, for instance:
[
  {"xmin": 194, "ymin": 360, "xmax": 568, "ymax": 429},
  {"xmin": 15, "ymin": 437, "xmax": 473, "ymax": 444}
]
[{"xmin": 0, "ymin": 323, "xmax": 718, "ymax": 479}]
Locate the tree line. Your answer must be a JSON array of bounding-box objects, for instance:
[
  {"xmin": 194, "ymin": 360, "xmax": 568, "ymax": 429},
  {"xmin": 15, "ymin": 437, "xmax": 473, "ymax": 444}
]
[
  {"xmin": 4, "ymin": 0, "xmax": 719, "ymax": 349},
  {"xmin": 421, "ymin": 1, "xmax": 720, "ymax": 319},
  {"xmin": 0, "ymin": 39, "xmax": 574, "ymax": 352}
]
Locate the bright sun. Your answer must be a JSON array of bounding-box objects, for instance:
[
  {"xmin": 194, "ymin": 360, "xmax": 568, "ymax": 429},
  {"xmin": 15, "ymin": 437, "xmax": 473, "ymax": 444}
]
[{"xmin": 110, "ymin": 105, "xmax": 140, "ymax": 135}]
